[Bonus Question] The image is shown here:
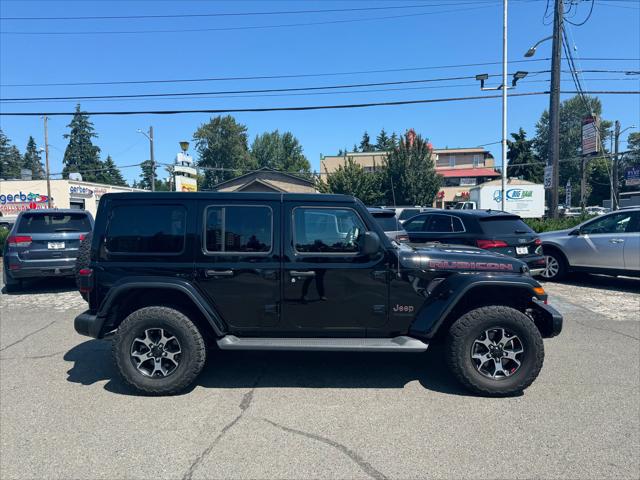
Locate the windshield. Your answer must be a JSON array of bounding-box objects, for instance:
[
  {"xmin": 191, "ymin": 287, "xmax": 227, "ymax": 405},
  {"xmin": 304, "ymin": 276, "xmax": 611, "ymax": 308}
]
[
  {"xmin": 479, "ymin": 216, "xmax": 534, "ymax": 235},
  {"xmin": 17, "ymin": 212, "xmax": 92, "ymax": 234}
]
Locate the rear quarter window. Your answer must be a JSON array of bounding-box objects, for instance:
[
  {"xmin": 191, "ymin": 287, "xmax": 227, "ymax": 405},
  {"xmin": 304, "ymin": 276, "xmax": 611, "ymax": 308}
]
[
  {"xmin": 106, "ymin": 204, "xmax": 186, "ymax": 254},
  {"xmin": 17, "ymin": 212, "xmax": 92, "ymax": 234},
  {"xmin": 372, "ymin": 214, "xmax": 401, "ymax": 232}
]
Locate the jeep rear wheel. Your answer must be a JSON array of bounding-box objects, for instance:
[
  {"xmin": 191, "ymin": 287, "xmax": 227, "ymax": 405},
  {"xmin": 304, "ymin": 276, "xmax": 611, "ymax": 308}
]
[
  {"xmin": 446, "ymin": 306, "xmax": 544, "ymax": 397},
  {"xmin": 113, "ymin": 306, "xmax": 206, "ymax": 395}
]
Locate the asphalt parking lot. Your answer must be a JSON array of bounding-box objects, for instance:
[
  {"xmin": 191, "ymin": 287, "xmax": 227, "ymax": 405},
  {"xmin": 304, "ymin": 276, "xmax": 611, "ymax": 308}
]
[{"xmin": 1, "ymin": 272, "xmax": 639, "ymax": 480}]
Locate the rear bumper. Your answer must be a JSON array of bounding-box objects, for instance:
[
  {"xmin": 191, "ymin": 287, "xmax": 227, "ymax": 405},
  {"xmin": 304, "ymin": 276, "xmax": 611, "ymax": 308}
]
[
  {"xmin": 5, "ymin": 255, "xmax": 76, "ymax": 279},
  {"xmin": 530, "ymin": 298, "xmax": 563, "ymax": 338},
  {"xmin": 74, "ymin": 310, "xmax": 106, "ymax": 339}
]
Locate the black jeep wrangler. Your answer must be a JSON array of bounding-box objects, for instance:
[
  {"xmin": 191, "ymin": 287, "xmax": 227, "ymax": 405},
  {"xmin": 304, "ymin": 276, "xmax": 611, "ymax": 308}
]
[{"xmin": 75, "ymin": 192, "xmax": 562, "ymax": 396}]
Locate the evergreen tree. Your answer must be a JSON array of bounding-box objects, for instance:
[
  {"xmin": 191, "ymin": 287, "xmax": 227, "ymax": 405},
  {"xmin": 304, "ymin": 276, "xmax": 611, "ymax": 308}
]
[
  {"xmin": 506, "ymin": 128, "xmax": 542, "ymax": 183},
  {"xmin": 99, "ymin": 155, "xmax": 127, "ymax": 186},
  {"xmin": 352, "ymin": 144, "xmax": 359, "ymax": 153},
  {"xmin": 389, "ymin": 132, "xmax": 398, "ymax": 148},
  {"xmin": 22, "ymin": 136, "xmax": 45, "ymax": 180},
  {"xmin": 324, "ymin": 157, "xmax": 385, "ymax": 205},
  {"xmin": 193, "ymin": 115, "xmax": 254, "ymax": 189},
  {"xmin": 375, "ymin": 129, "xmax": 395, "ymax": 151},
  {"xmin": 138, "ymin": 160, "xmax": 169, "ymax": 191},
  {"xmin": 382, "ymin": 132, "xmax": 441, "ymax": 206},
  {"xmin": 250, "ymin": 130, "xmax": 311, "ymax": 176},
  {"xmin": 63, "ymin": 104, "xmax": 103, "ymax": 181},
  {"xmin": 359, "ymin": 131, "xmax": 373, "ymax": 152},
  {"xmin": 0, "ymin": 129, "xmax": 23, "ymax": 180}
]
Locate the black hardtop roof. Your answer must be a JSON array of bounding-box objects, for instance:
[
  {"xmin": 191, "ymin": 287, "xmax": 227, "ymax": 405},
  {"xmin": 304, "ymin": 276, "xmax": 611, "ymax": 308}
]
[{"xmin": 101, "ymin": 191, "xmax": 358, "ymax": 203}]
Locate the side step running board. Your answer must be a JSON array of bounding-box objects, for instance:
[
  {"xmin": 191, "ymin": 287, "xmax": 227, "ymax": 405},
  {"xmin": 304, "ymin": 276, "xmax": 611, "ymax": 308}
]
[{"xmin": 216, "ymin": 335, "xmax": 428, "ymax": 352}]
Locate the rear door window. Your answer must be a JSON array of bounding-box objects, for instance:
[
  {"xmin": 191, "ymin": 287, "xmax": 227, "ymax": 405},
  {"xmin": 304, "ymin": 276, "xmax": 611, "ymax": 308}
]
[
  {"xmin": 293, "ymin": 207, "xmax": 365, "ymax": 254},
  {"xmin": 372, "ymin": 213, "xmax": 400, "ymax": 232},
  {"xmin": 403, "ymin": 215, "xmax": 428, "ymax": 232},
  {"xmin": 479, "ymin": 216, "xmax": 534, "ymax": 235},
  {"xmin": 205, "ymin": 205, "xmax": 272, "ymax": 253},
  {"xmin": 17, "ymin": 212, "xmax": 92, "ymax": 234},
  {"xmin": 106, "ymin": 204, "xmax": 186, "ymax": 254},
  {"xmin": 398, "ymin": 209, "xmax": 420, "ymax": 221}
]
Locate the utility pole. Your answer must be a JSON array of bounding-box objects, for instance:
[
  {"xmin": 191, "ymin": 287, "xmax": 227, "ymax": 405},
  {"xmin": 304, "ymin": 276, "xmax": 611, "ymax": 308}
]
[
  {"xmin": 500, "ymin": 0, "xmax": 508, "ymax": 212},
  {"xmin": 43, "ymin": 115, "xmax": 52, "ymax": 208},
  {"xmin": 548, "ymin": 0, "xmax": 563, "ymax": 218},
  {"xmin": 149, "ymin": 126, "xmax": 156, "ymax": 192},
  {"xmin": 612, "ymin": 120, "xmax": 620, "ymax": 210}
]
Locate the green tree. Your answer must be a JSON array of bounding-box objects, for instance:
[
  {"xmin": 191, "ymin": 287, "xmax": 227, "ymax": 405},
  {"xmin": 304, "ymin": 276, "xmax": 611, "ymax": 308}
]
[
  {"xmin": 507, "ymin": 128, "xmax": 542, "ymax": 183},
  {"xmin": 193, "ymin": 115, "xmax": 254, "ymax": 189},
  {"xmin": 0, "ymin": 129, "xmax": 23, "ymax": 180},
  {"xmin": 375, "ymin": 129, "xmax": 396, "ymax": 151},
  {"xmin": 63, "ymin": 104, "xmax": 103, "ymax": 182},
  {"xmin": 22, "ymin": 136, "xmax": 45, "ymax": 179},
  {"xmin": 382, "ymin": 132, "xmax": 441, "ymax": 205},
  {"xmin": 138, "ymin": 160, "xmax": 170, "ymax": 191},
  {"xmin": 533, "ymin": 95, "xmax": 612, "ymax": 204},
  {"xmin": 323, "ymin": 157, "xmax": 385, "ymax": 205},
  {"xmin": 359, "ymin": 131, "xmax": 373, "ymax": 152},
  {"xmin": 98, "ymin": 155, "xmax": 127, "ymax": 186},
  {"xmin": 250, "ymin": 130, "xmax": 311, "ymax": 176}
]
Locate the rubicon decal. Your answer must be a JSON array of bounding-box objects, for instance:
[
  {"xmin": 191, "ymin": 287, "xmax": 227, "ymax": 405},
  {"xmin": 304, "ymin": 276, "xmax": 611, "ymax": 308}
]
[{"xmin": 428, "ymin": 260, "xmax": 514, "ymax": 271}]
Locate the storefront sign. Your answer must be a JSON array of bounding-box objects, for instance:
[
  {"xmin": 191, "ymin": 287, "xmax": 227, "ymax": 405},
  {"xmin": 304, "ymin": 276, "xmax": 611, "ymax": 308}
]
[
  {"xmin": 0, "ymin": 191, "xmax": 50, "ymax": 213},
  {"xmin": 69, "ymin": 185, "xmax": 94, "ymax": 198}
]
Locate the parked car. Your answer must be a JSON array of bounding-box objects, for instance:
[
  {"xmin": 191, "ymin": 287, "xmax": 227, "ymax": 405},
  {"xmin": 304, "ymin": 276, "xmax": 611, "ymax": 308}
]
[
  {"xmin": 74, "ymin": 192, "xmax": 562, "ymax": 396},
  {"xmin": 563, "ymin": 207, "xmax": 584, "ymax": 218},
  {"xmin": 0, "ymin": 215, "xmax": 17, "ymax": 230},
  {"xmin": 379, "ymin": 206, "xmax": 433, "ymax": 225},
  {"xmin": 585, "ymin": 206, "xmax": 610, "ymax": 216},
  {"xmin": 2, "ymin": 209, "xmax": 94, "ymax": 291},
  {"xmin": 539, "ymin": 207, "xmax": 640, "ymax": 280},
  {"xmin": 367, "ymin": 208, "xmax": 409, "ymax": 243},
  {"xmin": 402, "ymin": 210, "xmax": 547, "ymax": 276}
]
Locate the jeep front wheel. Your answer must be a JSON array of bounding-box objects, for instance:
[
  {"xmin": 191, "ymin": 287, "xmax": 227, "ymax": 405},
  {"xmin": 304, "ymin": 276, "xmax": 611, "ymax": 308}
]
[
  {"xmin": 446, "ymin": 306, "xmax": 544, "ymax": 397},
  {"xmin": 112, "ymin": 306, "xmax": 206, "ymax": 395}
]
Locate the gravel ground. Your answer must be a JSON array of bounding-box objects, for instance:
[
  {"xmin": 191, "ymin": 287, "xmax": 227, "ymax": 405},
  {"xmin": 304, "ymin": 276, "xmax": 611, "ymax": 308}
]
[{"xmin": 1, "ymin": 273, "xmax": 638, "ymax": 480}]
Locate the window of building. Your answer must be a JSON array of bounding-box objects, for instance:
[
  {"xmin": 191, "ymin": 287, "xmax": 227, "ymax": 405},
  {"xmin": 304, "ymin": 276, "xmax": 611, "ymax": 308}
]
[
  {"xmin": 293, "ymin": 207, "xmax": 365, "ymax": 254},
  {"xmin": 106, "ymin": 205, "xmax": 186, "ymax": 254},
  {"xmin": 449, "ymin": 155, "xmax": 456, "ymax": 167},
  {"xmin": 473, "ymin": 154, "xmax": 482, "ymax": 167},
  {"xmin": 205, "ymin": 205, "xmax": 272, "ymax": 253},
  {"xmin": 459, "ymin": 177, "xmax": 477, "ymax": 186}
]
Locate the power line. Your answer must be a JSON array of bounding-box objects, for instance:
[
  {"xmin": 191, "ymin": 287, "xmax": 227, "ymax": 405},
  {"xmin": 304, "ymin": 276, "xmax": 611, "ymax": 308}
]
[
  {"xmin": 0, "ymin": 72, "xmax": 547, "ymax": 102},
  {"xmin": 0, "ymin": 4, "xmax": 497, "ymax": 35},
  {"xmin": 565, "ymin": 0, "xmax": 596, "ymax": 26},
  {"xmin": 1, "ymin": 90, "xmax": 637, "ymax": 116},
  {"xmin": 0, "ymin": 1, "xmax": 501, "ymax": 20},
  {"xmin": 3, "ymin": 58, "xmax": 636, "ymax": 88}
]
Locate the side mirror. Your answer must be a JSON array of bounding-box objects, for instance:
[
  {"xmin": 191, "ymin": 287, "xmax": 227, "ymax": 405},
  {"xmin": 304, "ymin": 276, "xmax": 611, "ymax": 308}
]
[
  {"xmin": 568, "ymin": 229, "xmax": 580, "ymax": 236},
  {"xmin": 360, "ymin": 231, "xmax": 381, "ymax": 256}
]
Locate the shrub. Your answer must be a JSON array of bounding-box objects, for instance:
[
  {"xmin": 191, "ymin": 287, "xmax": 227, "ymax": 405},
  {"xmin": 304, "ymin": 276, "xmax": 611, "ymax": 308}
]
[
  {"xmin": 525, "ymin": 214, "xmax": 595, "ymax": 233},
  {"xmin": 0, "ymin": 229, "xmax": 8, "ymax": 255}
]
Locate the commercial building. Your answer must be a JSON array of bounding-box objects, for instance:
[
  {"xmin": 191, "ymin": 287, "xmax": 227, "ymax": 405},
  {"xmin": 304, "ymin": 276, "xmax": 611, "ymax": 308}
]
[
  {"xmin": 319, "ymin": 147, "xmax": 499, "ymax": 207},
  {"xmin": 213, "ymin": 167, "xmax": 316, "ymax": 193},
  {"xmin": 0, "ymin": 179, "xmax": 143, "ymax": 218}
]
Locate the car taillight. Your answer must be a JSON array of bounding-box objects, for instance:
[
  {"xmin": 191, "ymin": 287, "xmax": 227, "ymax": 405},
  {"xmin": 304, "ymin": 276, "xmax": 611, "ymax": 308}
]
[
  {"xmin": 397, "ymin": 234, "xmax": 409, "ymax": 243},
  {"xmin": 78, "ymin": 268, "xmax": 94, "ymax": 293},
  {"xmin": 8, "ymin": 235, "xmax": 32, "ymax": 247},
  {"xmin": 476, "ymin": 239, "xmax": 508, "ymax": 249},
  {"xmin": 534, "ymin": 238, "xmax": 542, "ymax": 245}
]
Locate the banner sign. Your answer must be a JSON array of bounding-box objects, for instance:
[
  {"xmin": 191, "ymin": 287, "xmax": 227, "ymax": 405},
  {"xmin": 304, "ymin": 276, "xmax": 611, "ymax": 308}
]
[{"xmin": 582, "ymin": 116, "xmax": 599, "ymax": 155}]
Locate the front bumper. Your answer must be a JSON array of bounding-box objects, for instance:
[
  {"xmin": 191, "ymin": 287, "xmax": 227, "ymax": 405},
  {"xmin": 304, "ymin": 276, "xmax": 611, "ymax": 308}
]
[
  {"xmin": 74, "ymin": 310, "xmax": 106, "ymax": 339},
  {"xmin": 530, "ymin": 298, "xmax": 563, "ymax": 338}
]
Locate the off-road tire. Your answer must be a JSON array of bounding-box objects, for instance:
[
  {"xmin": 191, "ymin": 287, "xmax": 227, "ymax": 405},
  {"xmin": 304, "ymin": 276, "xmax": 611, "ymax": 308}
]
[
  {"xmin": 446, "ymin": 306, "xmax": 544, "ymax": 397},
  {"xmin": 74, "ymin": 233, "xmax": 92, "ymax": 300},
  {"xmin": 541, "ymin": 248, "xmax": 568, "ymax": 281},
  {"xmin": 112, "ymin": 306, "xmax": 206, "ymax": 395}
]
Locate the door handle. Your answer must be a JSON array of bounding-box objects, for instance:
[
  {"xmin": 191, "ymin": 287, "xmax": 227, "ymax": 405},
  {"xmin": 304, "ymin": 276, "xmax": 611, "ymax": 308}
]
[
  {"xmin": 609, "ymin": 239, "xmax": 625, "ymax": 244},
  {"xmin": 290, "ymin": 270, "xmax": 315, "ymax": 278},
  {"xmin": 205, "ymin": 269, "xmax": 234, "ymax": 277}
]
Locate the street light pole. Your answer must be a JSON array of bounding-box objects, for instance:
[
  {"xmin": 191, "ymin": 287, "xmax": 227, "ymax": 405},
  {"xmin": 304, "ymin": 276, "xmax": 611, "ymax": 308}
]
[
  {"xmin": 43, "ymin": 115, "xmax": 52, "ymax": 208},
  {"xmin": 548, "ymin": 0, "xmax": 563, "ymax": 218},
  {"xmin": 137, "ymin": 127, "xmax": 156, "ymax": 191},
  {"xmin": 501, "ymin": 0, "xmax": 508, "ymax": 212}
]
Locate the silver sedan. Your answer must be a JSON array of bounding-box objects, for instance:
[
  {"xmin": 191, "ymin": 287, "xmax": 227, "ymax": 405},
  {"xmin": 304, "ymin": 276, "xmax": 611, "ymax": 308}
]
[{"xmin": 539, "ymin": 207, "xmax": 640, "ymax": 280}]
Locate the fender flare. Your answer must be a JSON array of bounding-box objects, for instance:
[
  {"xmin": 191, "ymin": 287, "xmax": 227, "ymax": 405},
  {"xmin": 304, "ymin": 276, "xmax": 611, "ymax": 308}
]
[
  {"xmin": 409, "ymin": 275, "xmax": 543, "ymax": 339},
  {"xmin": 97, "ymin": 277, "xmax": 226, "ymax": 337}
]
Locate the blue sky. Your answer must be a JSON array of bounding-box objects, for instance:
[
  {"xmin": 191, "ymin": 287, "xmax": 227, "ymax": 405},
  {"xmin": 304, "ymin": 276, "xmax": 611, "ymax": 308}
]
[{"xmin": 1, "ymin": 0, "xmax": 639, "ymax": 185}]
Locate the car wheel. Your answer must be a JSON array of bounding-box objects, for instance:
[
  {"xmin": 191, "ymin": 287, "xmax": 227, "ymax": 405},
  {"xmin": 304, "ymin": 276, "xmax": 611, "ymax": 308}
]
[
  {"xmin": 74, "ymin": 233, "xmax": 92, "ymax": 301},
  {"xmin": 541, "ymin": 249, "xmax": 567, "ymax": 281},
  {"xmin": 112, "ymin": 306, "xmax": 206, "ymax": 395},
  {"xmin": 446, "ymin": 306, "xmax": 544, "ymax": 397}
]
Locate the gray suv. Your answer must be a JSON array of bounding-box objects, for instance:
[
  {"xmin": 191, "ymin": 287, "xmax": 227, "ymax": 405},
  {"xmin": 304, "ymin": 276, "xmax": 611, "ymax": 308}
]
[
  {"xmin": 2, "ymin": 209, "xmax": 93, "ymax": 292},
  {"xmin": 539, "ymin": 207, "xmax": 640, "ymax": 280}
]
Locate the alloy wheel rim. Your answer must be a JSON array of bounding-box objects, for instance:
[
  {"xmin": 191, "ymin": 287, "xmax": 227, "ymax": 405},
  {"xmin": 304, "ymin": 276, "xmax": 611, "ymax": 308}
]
[
  {"xmin": 470, "ymin": 327, "xmax": 524, "ymax": 380},
  {"xmin": 542, "ymin": 255, "xmax": 559, "ymax": 279},
  {"xmin": 130, "ymin": 328, "xmax": 182, "ymax": 378}
]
